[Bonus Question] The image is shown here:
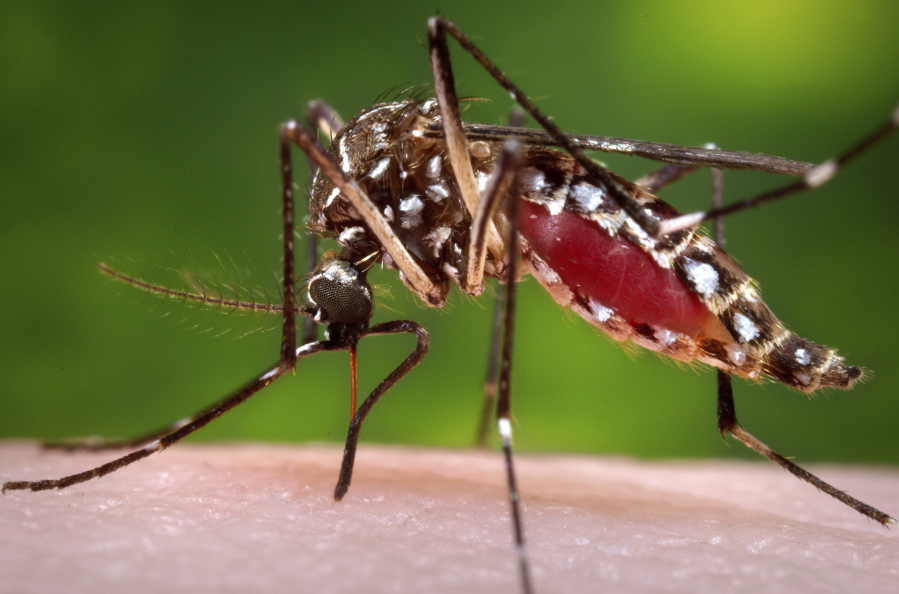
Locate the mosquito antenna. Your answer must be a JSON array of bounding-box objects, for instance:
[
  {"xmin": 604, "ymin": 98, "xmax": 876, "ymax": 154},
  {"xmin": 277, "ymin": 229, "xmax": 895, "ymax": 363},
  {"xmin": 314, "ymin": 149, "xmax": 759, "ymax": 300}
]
[{"xmin": 98, "ymin": 262, "xmax": 286, "ymax": 314}]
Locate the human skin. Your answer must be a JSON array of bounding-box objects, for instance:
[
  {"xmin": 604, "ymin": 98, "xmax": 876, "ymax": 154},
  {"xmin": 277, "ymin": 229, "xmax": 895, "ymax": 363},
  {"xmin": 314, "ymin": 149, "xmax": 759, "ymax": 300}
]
[{"xmin": 1, "ymin": 442, "xmax": 897, "ymax": 594}]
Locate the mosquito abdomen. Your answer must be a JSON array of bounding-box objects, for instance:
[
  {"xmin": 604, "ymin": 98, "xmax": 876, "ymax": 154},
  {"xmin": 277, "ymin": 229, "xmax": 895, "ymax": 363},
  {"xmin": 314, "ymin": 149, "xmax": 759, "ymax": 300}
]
[
  {"xmin": 517, "ymin": 198, "xmax": 720, "ymax": 339},
  {"xmin": 515, "ymin": 156, "xmax": 864, "ymax": 393},
  {"xmin": 762, "ymin": 333, "xmax": 864, "ymax": 392}
]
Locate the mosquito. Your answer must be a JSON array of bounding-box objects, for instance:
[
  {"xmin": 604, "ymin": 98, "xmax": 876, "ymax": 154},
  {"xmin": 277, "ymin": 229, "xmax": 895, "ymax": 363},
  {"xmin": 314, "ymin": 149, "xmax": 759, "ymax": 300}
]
[{"xmin": 4, "ymin": 17, "xmax": 897, "ymax": 594}]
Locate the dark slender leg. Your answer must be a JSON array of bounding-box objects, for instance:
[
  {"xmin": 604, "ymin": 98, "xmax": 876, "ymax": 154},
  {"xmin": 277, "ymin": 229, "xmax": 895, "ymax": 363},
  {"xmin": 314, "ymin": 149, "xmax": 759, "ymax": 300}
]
[
  {"xmin": 476, "ymin": 108, "xmax": 529, "ymax": 448},
  {"xmin": 457, "ymin": 140, "xmax": 525, "ymax": 449},
  {"xmin": 472, "ymin": 137, "xmax": 533, "ymax": 444},
  {"xmin": 706, "ymin": 166, "xmax": 891, "ymax": 525},
  {"xmin": 711, "ymin": 168, "xmax": 725, "ymax": 245},
  {"xmin": 469, "ymin": 145, "xmax": 522, "ymax": 444},
  {"xmin": 659, "ymin": 109, "xmax": 899, "ymax": 234},
  {"xmin": 3, "ymin": 342, "xmax": 328, "ymax": 493},
  {"xmin": 429, "ymin": 19, "xmax": 537, "ymax": 590},
  {"xmin": 40, "ymin": 264, "xmax": 292, "ymax": 452},
  {"xmin": 428, "ymin": 18, "xmax": 505, "ymax": 292},
  {"xmin": 475, "ymin": 294, "xmax": 503, "ymax": 447},
  {"xmin": 277, "ymin": 126, "xmax": 299, "ymax": 367},
  {"xmin": 29, "ymin": 122, "xmax": 307, "ymax": 457},
  {"xmin": 636, "ymin": 162, "xmax": 701, "ymax": 193},
  {"xmin": 5, "ymin": 317, "xmax": 431, "ymax": 496},
  {"xmin": 491, "ymin": 141, "xmax": 533, "ymax": 594},
  {"xmin": 716, "ymin": 369, "xmax": 894, "ymax": 525},
  {"xmin": 429, "ymin": 17, "xmax": 660, "ymax": 237},
  {"xmin": 301, "ymin": 101, "xmax": 347, "ymax": 345},
  {"xmin": 305, "ymin": 99, "xmax": 345, "ymax": 142},
  {"xmin": 432, "ymin": 17, "xmax": 896, "ymax": 238}
]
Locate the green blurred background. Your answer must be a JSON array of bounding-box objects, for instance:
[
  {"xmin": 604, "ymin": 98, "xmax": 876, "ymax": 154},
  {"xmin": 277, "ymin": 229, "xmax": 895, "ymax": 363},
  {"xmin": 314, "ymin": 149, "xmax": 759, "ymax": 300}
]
[{"xmin": 2, "ymin": 1, "xmax": 897, "ymax": 466}]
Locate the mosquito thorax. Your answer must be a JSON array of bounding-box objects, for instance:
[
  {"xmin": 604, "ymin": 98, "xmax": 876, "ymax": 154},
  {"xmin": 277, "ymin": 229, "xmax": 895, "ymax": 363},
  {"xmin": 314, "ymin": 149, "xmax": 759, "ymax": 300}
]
[
  {"xmin": 305, "ymin": 253, "xmax": 374, "ymax": 332},
  {"xmin": 309, "ymin": 98, "xmax": 503, "ymax": 303}
]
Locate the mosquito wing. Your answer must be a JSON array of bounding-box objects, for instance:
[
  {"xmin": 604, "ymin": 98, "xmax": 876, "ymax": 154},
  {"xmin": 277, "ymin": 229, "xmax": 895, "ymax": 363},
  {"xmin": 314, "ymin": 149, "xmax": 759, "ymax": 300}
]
[{"xmin": 434, "ymin": 122, "xmax": 817, "ymax": 176}]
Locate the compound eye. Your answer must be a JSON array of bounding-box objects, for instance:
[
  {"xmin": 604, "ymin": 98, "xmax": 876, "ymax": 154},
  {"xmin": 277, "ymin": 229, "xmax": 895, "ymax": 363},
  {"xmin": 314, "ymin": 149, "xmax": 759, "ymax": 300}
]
[{"xmin": 306, "ymin": 255, "xmax": 374, "ymax": 326}]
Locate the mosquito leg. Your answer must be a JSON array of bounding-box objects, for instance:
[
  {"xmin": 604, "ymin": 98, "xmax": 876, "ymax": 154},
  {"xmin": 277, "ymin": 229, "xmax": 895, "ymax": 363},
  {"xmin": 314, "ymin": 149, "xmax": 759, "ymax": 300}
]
[
  {"xmin": 711, "ymin": 168, "xmax": 726, "ymax": 246},
  {"xmin": 492, "ymin": 148, "xmax": 534, "ymax": 594},
  {"xmin": 430, "ymin": 17, "xmax": 660, "ymax": 237},
  {"xmin": 334, "ymin": 320, "xmax": 429, "ymax": 501},
  {"xmin": 41, "ymin": 426, "xmax": 200, "ymax": 453},
  {"xmin": 635, "ymin": 163, "xmax": 701, "ymax": 193},
  {"xmin": 10, "ymin": 116, "xmax": 348, "ymax": 484},
  {"xmin": 471, "ymin": 92, "xmax": 529, "ymax": 449},
  {"xmin": 301, "ymin": 241, "xmax": 319, "ymax": 344},
  {"xmin": 659, "ymin": 106, "xmax": 899, "ymax": 235},
  {"xmin": 41, "ymin": 242, "xmax": 299, "ymax": 454},
  {"xmin": 475, "ymin": 293, "xmax": 503, "ymax": 447},
  {"xmin": 471, "ymin": 89, "xmax": 530, "ymax": 446},
  {"xmin": 2, "ymin": 341, "xmax": 337, "ymax": 493},
  {"xmin": 306, "ymin": 99, "xmax": 345, "ymax": 142},
  {"xmin": 470, "ymin": 141, "xmax": 525, "ymax": 447},
  {"xmin": 710, "ymin": 165, "xmax": 884, "ymax": 525},
  {"xmin": 427, "ymin": 19, "xmax": 481, "ymax": 221},
  {"xmin": 716, "ymin": 369, "xmax": 895, "ymax": 525},
  {"xmin": 278, "ymin": 124, "xmax": 300, "ymax": 366},
  {"xmin": 635, "ymin": 147, "xmax": 728, "ymax": 194},
  {"xmin": 427, "ymin": 18, "xmax": 505, "ymax": 293},
  {"xmin": 300, "ymin": 101, "xmax": 347, "ymax": 345}
]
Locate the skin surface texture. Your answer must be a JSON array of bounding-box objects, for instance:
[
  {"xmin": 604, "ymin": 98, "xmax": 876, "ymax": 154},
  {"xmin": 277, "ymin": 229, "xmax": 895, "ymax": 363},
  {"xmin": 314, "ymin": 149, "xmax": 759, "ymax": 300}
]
[{"xmin": 1, "ymin": 442, "xmax": 897, "ymax": 593}]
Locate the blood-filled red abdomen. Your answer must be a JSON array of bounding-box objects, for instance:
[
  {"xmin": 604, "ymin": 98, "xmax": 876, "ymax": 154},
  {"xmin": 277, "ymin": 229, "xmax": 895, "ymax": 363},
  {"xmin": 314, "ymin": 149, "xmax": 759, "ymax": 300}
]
[{"xmin": 518, "ymin": 200, "xmax": 715, "ymax": 338}]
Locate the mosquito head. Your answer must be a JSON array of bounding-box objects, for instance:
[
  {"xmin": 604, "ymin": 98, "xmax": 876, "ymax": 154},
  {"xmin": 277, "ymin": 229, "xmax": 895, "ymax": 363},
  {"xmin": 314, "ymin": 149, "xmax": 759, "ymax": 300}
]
[{"xmin": 305, "ymin": 252, "xmax": 374, "ymax": 339}]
